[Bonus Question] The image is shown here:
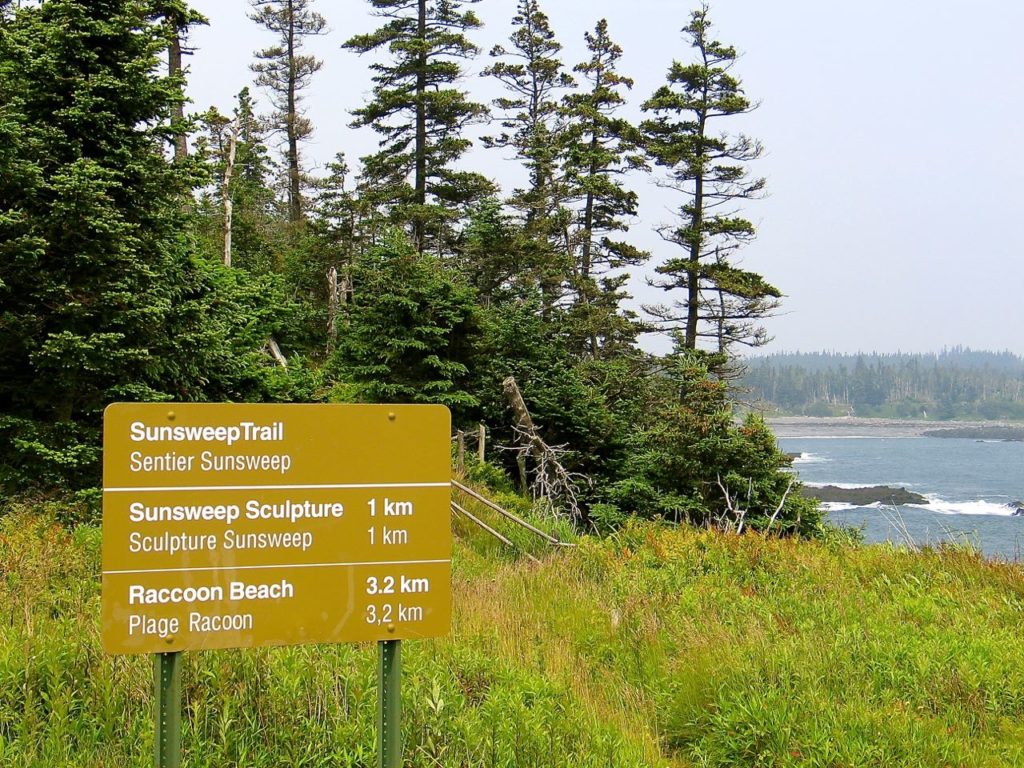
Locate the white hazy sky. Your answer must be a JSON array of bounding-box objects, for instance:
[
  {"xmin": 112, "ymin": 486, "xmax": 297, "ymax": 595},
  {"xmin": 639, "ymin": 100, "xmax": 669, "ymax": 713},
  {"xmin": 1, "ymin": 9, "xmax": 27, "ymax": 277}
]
[{"xmin": 185, "ymin": 0, "xmax": 1024, "ymax": 356}]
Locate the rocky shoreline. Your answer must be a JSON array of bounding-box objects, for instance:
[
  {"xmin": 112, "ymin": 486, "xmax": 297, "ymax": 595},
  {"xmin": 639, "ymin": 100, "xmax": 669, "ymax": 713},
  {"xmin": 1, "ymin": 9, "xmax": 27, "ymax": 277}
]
[
  {"xmin": 921, "ymin": 425, "xmax": 1024, "ymax": 441},
  {"xmin": 797, "ymin": 486, "xmax": 1024, "ymax": 515},
  {"xmin": 799, "ymin": 485, "xmax": 929, "ymax": 506},
  {"xmin": 768, "ymin": 416, "xmax": 1024, "ymax": 439}
]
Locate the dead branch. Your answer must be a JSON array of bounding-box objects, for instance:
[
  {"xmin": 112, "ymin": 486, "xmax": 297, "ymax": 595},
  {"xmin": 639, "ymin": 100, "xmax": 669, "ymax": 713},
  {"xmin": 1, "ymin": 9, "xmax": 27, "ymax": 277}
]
[
  {"xmin": 500, "ymin": 376, "xmax": 586, "ymax": 521},
  {"xmin": 451, "ymin": 501, "xmax": 540, "ymax": 564},
  {"xmin": 326, "ymin": 266, "xmax": 339, "ymax": 354},
  {"xmin": 764, "ymin": 479, "xmax": 795, "ymax": 534},
  {"xmin": 715, "ymin": 474, "xmax": 747, "ymax": 533},
  {"xmin": 264, "ymin": 337, "xmax": 287, "ymax": 368}
]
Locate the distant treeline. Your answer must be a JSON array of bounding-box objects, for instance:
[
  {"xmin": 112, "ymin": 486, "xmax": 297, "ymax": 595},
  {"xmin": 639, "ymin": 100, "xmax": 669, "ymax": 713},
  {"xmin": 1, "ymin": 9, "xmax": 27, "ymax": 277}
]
[{"xmin": 741, "ymin": 348, "xmax": 1024, "ymax": 420}]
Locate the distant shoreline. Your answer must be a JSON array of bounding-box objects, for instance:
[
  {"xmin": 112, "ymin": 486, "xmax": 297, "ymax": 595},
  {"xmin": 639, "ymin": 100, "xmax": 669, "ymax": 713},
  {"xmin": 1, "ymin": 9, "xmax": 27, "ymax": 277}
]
[{"xmin": 767, "ymin": 416, "xmax": 1024, "ymax": 439}]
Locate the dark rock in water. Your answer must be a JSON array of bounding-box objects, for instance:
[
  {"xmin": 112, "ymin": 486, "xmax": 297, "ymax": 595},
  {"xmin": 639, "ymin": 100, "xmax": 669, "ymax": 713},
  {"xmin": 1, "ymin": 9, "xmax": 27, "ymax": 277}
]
[
  {"xmin": 1009, "ymin": 501, "xmax": 1024, "ymax": 516},
  {"xmin": 800, "ymin": 485, "xmax": 929, "ymax": 506},
  {"xmin": 923, "ymin": 425, "xmax": 1024, "ymax": 441}
]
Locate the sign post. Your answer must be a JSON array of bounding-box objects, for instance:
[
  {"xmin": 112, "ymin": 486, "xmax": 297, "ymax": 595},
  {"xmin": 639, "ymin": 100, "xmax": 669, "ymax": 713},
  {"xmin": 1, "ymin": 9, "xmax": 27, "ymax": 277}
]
[
  {"xmin": 377, "ymin": 639, "xmax": 402, "ymax": 768},
  {"xmin": 154, "ymin": 652, "xmax": 181, "ymax": 768},
  {"xmin": 101, "ymin": 403, "xmax": 451, "ymax": 766}
]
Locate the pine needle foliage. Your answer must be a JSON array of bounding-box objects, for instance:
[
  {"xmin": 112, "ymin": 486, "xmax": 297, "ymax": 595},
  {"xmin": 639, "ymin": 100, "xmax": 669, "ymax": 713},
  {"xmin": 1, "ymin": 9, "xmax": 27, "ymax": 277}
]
[
  {"xmin": 344, "ymin": 0, "xmax": 493, "ymax": 253},
  {"xmin": 0, "ymin": 0, "xmax": 292, "ymax": 490},
  {"xmin": 641, "ymin": 4, "xmax": 780, "ymax": 355}
]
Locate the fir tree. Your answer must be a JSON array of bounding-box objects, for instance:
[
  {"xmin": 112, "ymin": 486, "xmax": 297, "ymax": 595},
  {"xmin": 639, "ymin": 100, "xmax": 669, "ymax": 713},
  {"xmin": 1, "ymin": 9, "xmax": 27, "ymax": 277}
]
[
  {"xmin": 333, "ymin": 231, "xmax": 479, "ymax": 412},
  {"xmin": 482, "ymin": 0, "xmax": 572, "ymax": 220},
  {"xmin": 249, "ymin": 0, "xmax": 326, "ymax": 224},
  {"xmin": 640, "ymin": 5, "xmax": 779, "ymax": 355},
  {"xmin": 561, "ymin": 19, "xmax": 648, "ymax": 357},
  {"xmin": 0, "ymin": 0, "xmax": 286, "ymax": 489},
  {"xmin": 344, "ymin": 0, "xmax": 492, "ymax": 253},
  {"xmin": 481, "ymin": 0, "xmax": 574, "ymax": 312},
  {"xmin": 150, "ymin": 1, "xmax": 205, "ymax": 162},
  {"xmin": 458, "ymin": 198, "xmax": 534, "ymax": 302}
]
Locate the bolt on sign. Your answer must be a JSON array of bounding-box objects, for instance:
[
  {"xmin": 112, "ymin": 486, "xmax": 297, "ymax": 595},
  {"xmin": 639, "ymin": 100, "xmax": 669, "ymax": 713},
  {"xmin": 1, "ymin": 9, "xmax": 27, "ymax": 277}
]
[{"xmin": 101, "ymin": 403, "xmax": 452, "ymax": 654}]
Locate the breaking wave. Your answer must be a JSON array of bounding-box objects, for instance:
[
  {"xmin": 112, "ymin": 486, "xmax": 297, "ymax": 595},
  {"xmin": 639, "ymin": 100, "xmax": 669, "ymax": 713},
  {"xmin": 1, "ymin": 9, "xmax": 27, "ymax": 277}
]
[
  {"xmin": 791, "ymin": 452, "xmax": 830, "ymax": 465},
  {"xmin": 908, "ymin": 498, "xmax": 1020, "ymax": 517}
]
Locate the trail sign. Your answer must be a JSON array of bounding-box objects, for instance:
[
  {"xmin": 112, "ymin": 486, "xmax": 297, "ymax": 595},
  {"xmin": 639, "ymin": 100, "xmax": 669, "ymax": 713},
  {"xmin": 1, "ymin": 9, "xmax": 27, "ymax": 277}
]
[{"xmin": 101, "ymin": 403, "xmax": 451, "ymax": 654}]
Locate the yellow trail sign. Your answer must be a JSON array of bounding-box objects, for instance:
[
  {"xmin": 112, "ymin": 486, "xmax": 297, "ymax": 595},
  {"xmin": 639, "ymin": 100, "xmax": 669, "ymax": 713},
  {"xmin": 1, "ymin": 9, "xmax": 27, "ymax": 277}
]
[{"xmin": 101, "ymin": 403, "xmax": 451, "ymax": 654}]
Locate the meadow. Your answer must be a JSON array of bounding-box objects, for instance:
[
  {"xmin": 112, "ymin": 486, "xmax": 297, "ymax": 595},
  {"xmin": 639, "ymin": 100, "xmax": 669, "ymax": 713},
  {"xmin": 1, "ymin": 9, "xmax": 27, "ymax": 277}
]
[{"xmin": 3, "ymin": 496, "xmax": 1024, "ymax": 767}]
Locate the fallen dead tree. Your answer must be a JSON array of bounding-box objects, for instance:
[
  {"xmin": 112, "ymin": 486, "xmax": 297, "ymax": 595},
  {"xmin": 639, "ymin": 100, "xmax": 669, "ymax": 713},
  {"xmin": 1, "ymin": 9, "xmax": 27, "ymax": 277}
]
[{"xmin": 501, "ymin": 376, "xmax": 585, "ymax": 521}]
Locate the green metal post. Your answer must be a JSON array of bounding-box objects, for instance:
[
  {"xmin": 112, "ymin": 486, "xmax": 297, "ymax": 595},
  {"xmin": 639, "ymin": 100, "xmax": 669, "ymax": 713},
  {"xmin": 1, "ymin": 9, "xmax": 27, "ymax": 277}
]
[
  {"xmin": 377, "ymin": 639, "xmax": 402, "ymax": 768},
  {"xmin": 154, "ymin": 652, "xmax": 182, "ymax": 768}
]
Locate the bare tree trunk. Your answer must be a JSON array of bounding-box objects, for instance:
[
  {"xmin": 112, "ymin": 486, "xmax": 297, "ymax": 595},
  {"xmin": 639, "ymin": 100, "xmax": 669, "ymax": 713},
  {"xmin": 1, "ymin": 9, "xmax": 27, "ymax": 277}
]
[
  {"xmin": 326, "ymin": 265, "xmax": 339, "ymax": 353},
  {"xmin": 683, "ymin": 101, "xmax": 709, "ymax": 350},
  {"xmin": 502, "ymin": 376, "xmax": 540, "ymax": 491},
  {"xmin": 502, "ymin": 376, "xmax": 584, "ymax": 519},
  {"xmin": 222, "ymin": 119, "xmax": 239, "ymax": 267},
  {"xmin": 502, "ymin": 376, "xmax": 545, "ymax": 462},
  {"xmin": 169, "ymin": 29, "xmax": 188, "ymax": 163},
  {"xmin": 286, "ymin": 0, "xmax": 302, "ymax": 223},
  {"xmin": 265, "ymin": 337, "xmax": 288, "ymax": 368},
  {"xmin": 413, "ymin": 0, "xmax": 427, "ymax": 251},
  {"xmin": 339, "ymin": 269, "xmax": 351, "ymax": 306}
]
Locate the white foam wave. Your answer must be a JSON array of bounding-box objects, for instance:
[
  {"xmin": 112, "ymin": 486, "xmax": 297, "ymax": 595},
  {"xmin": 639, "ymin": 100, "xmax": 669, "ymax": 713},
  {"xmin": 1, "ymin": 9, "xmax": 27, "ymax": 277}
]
[
  {"xmin": 908, "ymin": 498, "xmax": 1020, "ymax": 517},
  {"xmin": 822, "ymin": 501, "xmax": 886, "ymax": 511},
  {"xmin": 805, "ymin": 481, "xmax": 922, "ymax": 490},
  {"xmin": 792, "ymin": 452, "xmax": 830, "ymax": 465},
  {"xmin": 807, "ymin": 482, "xmax": 880, "ymax": 490},
  {"xmin": 822, "ymin": 502, "xmax": 860, "ymax": 512}
]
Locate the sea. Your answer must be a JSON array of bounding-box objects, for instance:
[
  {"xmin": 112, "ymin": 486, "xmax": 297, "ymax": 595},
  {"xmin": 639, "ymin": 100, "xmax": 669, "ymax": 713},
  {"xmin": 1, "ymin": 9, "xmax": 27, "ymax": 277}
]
[{"xmin": 775, "ymin": 422, "xmax": 1024, "ymax": 560}]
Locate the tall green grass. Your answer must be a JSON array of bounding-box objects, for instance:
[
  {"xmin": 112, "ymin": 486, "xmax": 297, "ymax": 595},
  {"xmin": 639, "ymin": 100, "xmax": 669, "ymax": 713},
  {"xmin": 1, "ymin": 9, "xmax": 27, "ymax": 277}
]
[{"xmin": 3, "ymin": 503, "xmax": 1024, "ymax": 766}]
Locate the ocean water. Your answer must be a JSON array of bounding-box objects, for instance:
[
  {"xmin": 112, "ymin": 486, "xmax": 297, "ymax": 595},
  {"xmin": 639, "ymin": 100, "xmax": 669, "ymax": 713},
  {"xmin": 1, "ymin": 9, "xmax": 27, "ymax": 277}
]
[{"xmin": 779, "ymin": 436, "xmax": 1024, "ymax": 560}]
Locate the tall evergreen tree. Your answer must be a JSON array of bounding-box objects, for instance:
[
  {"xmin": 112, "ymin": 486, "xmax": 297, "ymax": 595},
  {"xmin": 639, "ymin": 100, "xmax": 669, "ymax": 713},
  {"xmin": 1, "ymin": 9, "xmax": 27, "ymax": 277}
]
[
  {"xmin": 0, "ymin": 0, "xmax": 285, "ymax": 490},
  {"xmin": 640, "ymin": 5, "xmax": 779, "ymax": 355},
  {"xmin": 151, "ymin": 1, "xmax": 205, "ymax": 162},
  {"xmin": 344, "ymin": 0, "xmax": 492, "ymax": 253},
  {"xmin": 481, "ymin": 0, "xmax": 573, "ymax": 312},
  {"xmin": 333, "ymin": 231, "xmax": 479, "ymax": 412},
  {"xmin": 482, "ymin": 0, "xmax": 572, "ymax": 220},
  {"xmin": 249, "ymin": 0, "xmax": 326, "ymax": 224},
  {"xmin": 561, "ymin": 19, "xmax": 648, "ymax": 357}
]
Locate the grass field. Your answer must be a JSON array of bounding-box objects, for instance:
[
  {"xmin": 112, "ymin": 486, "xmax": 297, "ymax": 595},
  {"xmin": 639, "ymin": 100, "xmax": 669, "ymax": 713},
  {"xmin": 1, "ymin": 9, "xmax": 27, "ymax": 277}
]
[{"xmin": 2, "ymin": 497, "xmax": 1024, "ymax": 767}]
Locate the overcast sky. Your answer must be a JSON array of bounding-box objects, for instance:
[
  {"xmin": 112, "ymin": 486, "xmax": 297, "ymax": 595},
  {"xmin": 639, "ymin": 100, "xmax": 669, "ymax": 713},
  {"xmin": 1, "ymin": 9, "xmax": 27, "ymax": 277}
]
[{"xmin": 185, "ymin": 0, "xmax": 1024, "ymax": 356}]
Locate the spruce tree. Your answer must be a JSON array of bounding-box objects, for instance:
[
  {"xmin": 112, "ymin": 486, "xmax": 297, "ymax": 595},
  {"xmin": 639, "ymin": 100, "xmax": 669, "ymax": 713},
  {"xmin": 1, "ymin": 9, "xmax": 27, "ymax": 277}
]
[
  {"xmin": 0, "ymin": 0, "xmax": 286, "ymax": 490},
  {"xmin": 482, "ymin": 0, "xmax": 572, "ymax": 220},
  {"xmin": 640, "ymin": 4, "xmax": 779, "ymax": 355},
  {"xmin": 150, "ymin": 1, "xmax": 205, "ymax": 162},
  {"xmin": 481, "ymin": 0, "xmax": 574, "ymax": 312},
  {"xmin": 561, "ymin": 19, "xmax": 648, "ymax": 357},
  {"xmin": 344, "ymin": 0, "xmax": 492, "ymax": 253},
  {"xmin": 249, "ymin": 0, "xmax": 326, "ymax": 224},
  {"xmin": 333, "ymin": 231, "xmax": 479, "ymax": 412}
]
